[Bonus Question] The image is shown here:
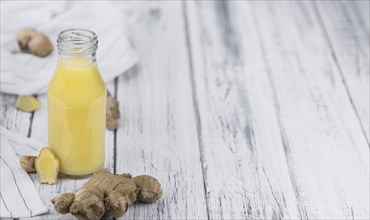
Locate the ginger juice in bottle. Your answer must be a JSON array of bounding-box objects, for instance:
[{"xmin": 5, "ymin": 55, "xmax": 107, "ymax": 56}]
[{"xmin": 48, "ymin": 29, "xmax": 106, "ymax": 175}]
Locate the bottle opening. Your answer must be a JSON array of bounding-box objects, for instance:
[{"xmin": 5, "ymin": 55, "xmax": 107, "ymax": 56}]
[{"xmin": 57, "ymin": 29, "xmax": 98, "ymax": 57}]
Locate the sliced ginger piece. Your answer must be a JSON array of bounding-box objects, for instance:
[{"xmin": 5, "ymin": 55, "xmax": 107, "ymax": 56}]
[
  {"xmin": 35, "ymin": 147, "xmax": 59, "ymax": 184},
  {"xmin": 16, "ymin": 96, "xmax": 41, "ymax": 112}
]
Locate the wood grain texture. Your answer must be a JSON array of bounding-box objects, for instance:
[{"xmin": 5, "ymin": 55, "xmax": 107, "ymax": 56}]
[
  {"xmin": 185, "ymin": 1, "xmax": 300, "ymax": 219},
  {"xmin": 352, "ymin": 0, "xmax": 370, "ymax": 33},
  {"xmin": 0, "ymin": 1, "xmax": 369, "ymax": 219},
  {"xmin": 315, "ymin": 0, "xmax": 370, "ymax": 142},
  {"xmin": 248, "ymin": 1, "xmax": 369, "ymax": 218},
  {"xmin": 114, "ymin": 1, "xmax": 208, "ymax": 219},
  {"xmin": 0, "ymin": 94, "xmax": 32, "ymax": 136}
]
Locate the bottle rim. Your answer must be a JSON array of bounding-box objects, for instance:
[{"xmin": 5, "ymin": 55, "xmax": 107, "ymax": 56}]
[{"xmin": 57, "ymin": 29, "xmax": 98, "ymax": 56}]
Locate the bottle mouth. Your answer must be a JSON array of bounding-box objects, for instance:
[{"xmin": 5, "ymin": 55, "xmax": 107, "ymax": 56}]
[{"xmin": 57, "ymin": 29, "xmax": 98, "ymax": 56}]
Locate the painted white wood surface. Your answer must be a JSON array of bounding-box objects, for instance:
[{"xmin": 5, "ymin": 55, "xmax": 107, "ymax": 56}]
[
  {"xmin": 0, "ymin": 94, "xmax": 31, "ymax": 136},
  {"xmin": 247, "ymin": 2, "xmax": 369, "ymax": 218},
  {"xmin": 185, "ymin": 1, "xmax": 300, "ymax": 219},
  {"xmin": 0, "ymin": 1, "xmax": 369, "ymax": 219},
  {"xmin": 352, "ymin": 0, "xmax": 370, "ymax": 33},
  {"xmin": 316, "ymin": 0, "xmax": 370, "ymax": 142},
  {"xmin": 114, "ymin": 2, "xmax": 207, "ymax": 219}
]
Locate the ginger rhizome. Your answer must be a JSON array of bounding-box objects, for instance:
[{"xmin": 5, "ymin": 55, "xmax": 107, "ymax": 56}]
[
  {"xmin": 134, "ymin": 175, "xmax": 163, "ymax": 202},
  {"xmin": 17, "ymin": 28, "xmax": 53, "ymax": 57},
  {"xmin": 52, "ymin": 169, "xmax": 163, "ymax": 219},
  {"xmin": 35, "ymin": 147, "xmax": 59, "ymax": 184},
  {"xmin": 20, "ymin": 155, "xmax": 37, "ymax": 172},
  {"xmin": 106, "ymin": 91, "xmax": 120, "ymax": 130},
  {"xmin": 16, "ymin": 96, "xmax": 41, "ymax": 112}
]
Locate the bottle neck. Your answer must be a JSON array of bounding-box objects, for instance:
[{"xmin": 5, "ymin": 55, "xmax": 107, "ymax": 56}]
[{"xmin": 57, "ymin": 29, "xmax": 98, "ymax": 63}]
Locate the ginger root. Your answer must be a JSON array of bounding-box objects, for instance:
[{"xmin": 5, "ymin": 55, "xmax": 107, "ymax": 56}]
[
  {"xmin": 106, "ymin": 92, "xmax": 120, "ymax": 130},
  {"xmin": 17, "ymin": 28, "xmax": 53, "ymax": 57},
  {"xmin": 35, "ymin": 147, "xmax": 59, "ymax": 184},
  {"xmin": 20, "ymin": 155, "xmax": 37, "ymax": 172},
  {"xmin": 133, "ymin": 175, "xmax": 163, "ymax": 202},
  {"xmin": 16, "ymin": 95, "xmax": 41, "ymax": 112},
  {"xmin": 51, "ymin": 169, "xmax": 163, "ymax": 219}
]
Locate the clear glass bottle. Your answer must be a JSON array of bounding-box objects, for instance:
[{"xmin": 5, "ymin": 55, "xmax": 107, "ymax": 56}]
[{"xmin": 48, "ymin": 29, "xmax": 106, "ymax": 175}]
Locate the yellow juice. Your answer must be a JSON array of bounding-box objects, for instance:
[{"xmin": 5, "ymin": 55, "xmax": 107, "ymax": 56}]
[{"xmin": 48, "ymin": 58, "xmax": 106, "ymax": 175}]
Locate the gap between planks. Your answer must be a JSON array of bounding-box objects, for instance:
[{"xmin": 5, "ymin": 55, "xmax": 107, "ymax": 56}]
[
  {"xmin": 182, "ymin": 1, "xmax": 211, "ymax": 220},
  {"xmin": 113, "ymin": 77, "xmax": 118, "ymax": 174}
]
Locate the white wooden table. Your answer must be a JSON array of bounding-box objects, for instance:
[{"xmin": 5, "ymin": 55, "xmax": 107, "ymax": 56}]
[{"xmin": 1, "ymin": 1, "xmax": 369, "ymax": 219}]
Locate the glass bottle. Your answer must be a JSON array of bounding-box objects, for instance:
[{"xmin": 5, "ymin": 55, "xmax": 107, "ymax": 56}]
[{"xmin": 48, "ymin": 29, "xmax": 106, "ymax": 175}]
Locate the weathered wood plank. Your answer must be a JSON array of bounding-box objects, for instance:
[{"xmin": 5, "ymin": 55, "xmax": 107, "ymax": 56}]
[
  {"xmin": 0, "ymin": 93, "xmax": 32, "ymax": 136},
  {"xmin": 248, "ymin": 1, "xmax": 369, "ymax": 218},
  {"xmin": 115, "ymin": 1, "xmax": 208, "ymax": 219},
  {"xmin": 315, "ymin": 0, "xmax": 370, "ymax": 142},
  {"xmin": 27, "ymin": 94, "xmax": 47, "ymax": 142},
  {"xmin": 352, "ymin": 0, "xmax": 370, "ymax": 33},
  {"xmin": 104, "ymin": 81, "xmax": 117, "ymax": 172},
  {"xmin": 185, "ymin": 1, "xmax": 300, "ymax": 219},
  {"xmin": 1, "ymin": 1, "xmax": 368, "ymax": 219}
]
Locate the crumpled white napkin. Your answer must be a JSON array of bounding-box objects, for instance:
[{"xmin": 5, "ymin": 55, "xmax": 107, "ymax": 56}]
[
  {"xmin": 1, "ymin": 1, "xmax": 138, "ymax": 95},
  {"xmin": 0, "ymin": 126, "xmax": 48, "ymax": 218}
]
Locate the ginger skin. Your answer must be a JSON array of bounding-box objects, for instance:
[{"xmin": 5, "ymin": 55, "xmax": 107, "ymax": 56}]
[
  {"xmin": 17, "ymin": 28, "xmax": 53, "ymax": 57},
  {"xmin": 51, "ymin": 169, "xmax": 163, "ymax": 219},
  {"xmin": 133, "ymin": 175, "xmax": 163, "ymax": 202},
  {"xmin": 35, "ymin": 147, "xmax": 59, "ymax": 184},
  {"xmin": 16, "ymin": 96, "xmax": 41, "ymax": 113},
  {"xmin": 106, "ymin": 92, "xmax": 120, "ymax": 130},
  {"xmin": 20, "ymin": 155, "xmax": 37, "ymax": 172}
]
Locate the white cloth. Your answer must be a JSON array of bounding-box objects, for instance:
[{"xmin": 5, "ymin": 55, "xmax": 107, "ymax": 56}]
[
  {"xmin": 1, "ymin": 1, "xmax": 138, "ymax": 95},
  {"xmin": 0, "ymin": 126, "xmax": 48, "ymax": 218}
]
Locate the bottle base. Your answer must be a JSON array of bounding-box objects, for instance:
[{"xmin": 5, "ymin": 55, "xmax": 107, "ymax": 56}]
[{"xmin": 59, "ymin": 163, "xmax": 104, "ymax": 176}]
